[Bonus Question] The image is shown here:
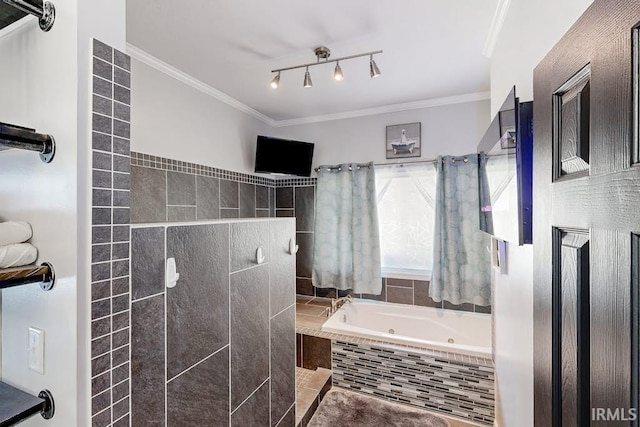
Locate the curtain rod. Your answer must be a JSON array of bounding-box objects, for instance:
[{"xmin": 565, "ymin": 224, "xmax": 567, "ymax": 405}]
[{"xmin": 314, "ymin": 152, "xmax": 510, "ymax": 172}]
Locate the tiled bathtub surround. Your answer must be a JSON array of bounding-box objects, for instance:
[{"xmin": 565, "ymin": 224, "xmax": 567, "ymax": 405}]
[
  {"xmin": 130, "ymin": 218, "xmax": 296, "ymax": 426},
  {"xmin": 332, "ymin": 341, "xmax": 495, "ymax": 426},
  {"xmin": 90, "ymin": 39, "xmax": 132, "ymax": 427}
]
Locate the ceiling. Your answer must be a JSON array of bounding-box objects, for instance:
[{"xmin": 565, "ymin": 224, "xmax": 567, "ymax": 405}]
[{"xmin": 126, "ymin": 0, "xmax": 498, "ymax": 122}]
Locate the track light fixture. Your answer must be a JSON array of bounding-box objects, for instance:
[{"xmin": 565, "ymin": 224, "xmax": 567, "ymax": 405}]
[{"xmin": 270, "ymin": 46, "xmax": 382, "ymax": 89}]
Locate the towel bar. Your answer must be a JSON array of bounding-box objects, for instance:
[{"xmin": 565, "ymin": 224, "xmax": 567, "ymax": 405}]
[
  {"xmin": 0, "ymin": 122, "xmax": 55, "ymax": 163},
  {"xmin": 0, "ymin": 262, "xmax": 55, "ymax": 290}
]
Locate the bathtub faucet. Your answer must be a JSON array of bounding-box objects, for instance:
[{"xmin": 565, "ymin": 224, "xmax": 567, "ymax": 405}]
[{"xmin": 330, "ymin": 295, "xmax": 353, "ymax": 315}]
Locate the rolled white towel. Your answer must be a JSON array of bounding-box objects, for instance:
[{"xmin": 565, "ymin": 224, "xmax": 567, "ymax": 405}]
[
  {"xmin": 0, "ymin": 221, "xmax": 33, "ymax": 246},
  {"xmin": 0, "ymin": 243, "xmax": 38, "ymax": 268}
]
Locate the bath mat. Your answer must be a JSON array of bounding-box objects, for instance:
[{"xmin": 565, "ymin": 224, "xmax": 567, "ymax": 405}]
[{"xmin": 307, "ymin": 388, "xmax": 450, "ymax": 427}]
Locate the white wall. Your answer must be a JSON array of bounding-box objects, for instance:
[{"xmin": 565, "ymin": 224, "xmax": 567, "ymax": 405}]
[
  {"xmin": 273, "ymin": 100, "xmax": 490, "ymax": 168},
  {"xmin": 489, "ymin": 1, "xmax": 594, "ymax": 425},
  {"xmin": 130, "ymin": 60, "xmax": 274, "ymax": 174},
  {"xmin": 0, "ymin": 5, "xmax": 80, "ymax": 426}
]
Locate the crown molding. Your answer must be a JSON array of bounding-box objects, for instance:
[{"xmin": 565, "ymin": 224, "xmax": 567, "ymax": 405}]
[
  {"xmin": 272, "ymin": 92, "xmax": 491, "ymax": 128},
  {"xmin": 482, "ymin": 0, "xmax": 512, "ymax": 58},
  {"xmin": 126, "ymin": 44, "xmax": 490, "ymax": 129},
  {"xmin": 0, "ymin": 15, "xmax": 35, "ymax": 41},
  {"xmin": 126, "ymin": 43, "xmax": 276, "ymax": 126}
]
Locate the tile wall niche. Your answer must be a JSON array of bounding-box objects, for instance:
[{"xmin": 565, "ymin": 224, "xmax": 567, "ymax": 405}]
[
  {"xmin": 130, "ymin": 219, "xmax": 296, "ymax": 426},
  {"xmin": 90, "ymin": 39, "xmax": 132, "ymax": 427}
]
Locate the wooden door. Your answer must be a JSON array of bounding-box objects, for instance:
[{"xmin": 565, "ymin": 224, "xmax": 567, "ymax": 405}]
[{"xmin": 534, "ymin": 1, "xmax": 640, "ymax": 425}]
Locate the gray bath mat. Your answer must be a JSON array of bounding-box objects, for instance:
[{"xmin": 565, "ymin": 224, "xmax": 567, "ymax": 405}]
[{"xmin": 307, "ymin": 388, "xmax": 450, "ymax": 427}]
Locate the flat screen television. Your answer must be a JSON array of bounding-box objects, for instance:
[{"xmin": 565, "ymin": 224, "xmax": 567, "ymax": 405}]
[
  {"xmin": 254, "ymin": 135, "xmax": 315, "ymax": 177},
  {"xmin": 477, "ymin": 86, "xmax": 533, "ymax": 245}
]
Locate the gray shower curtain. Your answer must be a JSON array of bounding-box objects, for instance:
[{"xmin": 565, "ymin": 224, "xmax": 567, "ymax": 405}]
[
  {"xmin": 430, "ymin": 154, "xmax": 491, "ymax": 306},
  {"xmin": 312, "ymin": 163, "xmax": 382, "ymax": 295}
]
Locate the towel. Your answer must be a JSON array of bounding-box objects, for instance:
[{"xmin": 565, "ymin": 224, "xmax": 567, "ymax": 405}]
[
  {"xmin": 0, "ymin": 221, "xmax": 33, "ymax": 246},
  {"xmin": 0, "ymin": 243, "xmax": 38, "ymax": 268}
]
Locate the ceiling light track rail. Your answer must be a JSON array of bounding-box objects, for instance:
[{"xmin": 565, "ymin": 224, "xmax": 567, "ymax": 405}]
[
  {"xmin": 271, "ymin": 49, "xmax": 383, "ymax": 73},
  {"xmin": 3, "ymin": 0, "xmax": 55, "ymax": 31}
]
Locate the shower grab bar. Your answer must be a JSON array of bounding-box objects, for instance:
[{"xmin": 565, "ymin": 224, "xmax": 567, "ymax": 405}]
[
  {"xmin": 3, "ymin": 0, "xmax": 55, "ymax": 31},
  {"xmin": 0, "ymin": 122, "xmax": 56, "ymax": 163}
]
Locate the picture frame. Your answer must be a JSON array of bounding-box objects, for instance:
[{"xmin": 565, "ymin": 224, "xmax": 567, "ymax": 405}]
[{"xmin": 386, "ymin": 122, "xmax": 421, "ymax": 159}]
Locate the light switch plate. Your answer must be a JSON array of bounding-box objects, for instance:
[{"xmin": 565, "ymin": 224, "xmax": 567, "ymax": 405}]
[{"xmin": 28, "ymin": 327, "xmax": 44, "ymax": 374}]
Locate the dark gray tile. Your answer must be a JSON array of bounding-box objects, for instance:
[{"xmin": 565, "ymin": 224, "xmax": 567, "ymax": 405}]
[
  {"xmin": 92, "ymin": 208, "xmax": 110, "ymax": 225},
  {"xmin": 112, "ymin": 277, "xmax": 129, "ymax": 295},
  {"xmin": 113, "ymin": 396, "xmax": 129, "ymax": 421},
  {"xmin": 270, "ymin": 307, "xmax": 295, "ymax": 425},
  {"xmin": 92, "ymin": 262, "xmax": 111, "ymax": 283},
  {"xmin": 113, "ymin": 207, "xmax": 129, "ymax": 224},
  {"xmin": 113, "ymin": 294, "xmax": 129, "ymax": 314},
  {"xmin": 131, "ymin": 295, "xmax": 165, "ymax": 427},
  {"xmin": 386, "ymin": 278, "xmax": 414, "ymax": 288},
  {"xmin": 168, "ymin": 348, "xmax": 229, "ymax": 426},
  {"xmin": 113, "ymin": 119, "xmax": 130, "ymax": 139},
  {"xmin": 269, "ymin": 187, "xmax": 276, "ymax": 217},
  {"xmin": 296, "ymin": 232, "xmax": 313, "ymax": 278},
  {"xmin": 92, "ymin": 244, "xmax": 111, "ymax": 263},
  {"xmin": 302, "ymin": 335, "xmax": 331, "ymax": 370},
  {"xmin": 114, "ymin": 67, "xmax": 131, "ymax": 88},
  {"xmin": 296, "ymin": 278, "xmax": 314, "ymax": 296},
  {"xmin": 92, "ymin": 280, "xmax": 110, "ymax": 301},
  {"xmin": 113, "ymin": 190, "xmax": 130, "ymax": 207},
  {"xmin": 92, "ymin": 390, "xmax": 111, "ymax": 415},
  {"xmin": 221, "ymin": 208, "xmax": 239, "ymax": 218},
  {"xmin": 276, "ymin": 187, "xmax": 293, "ymax": 208},
  {"xmin": 92, "ymin": 408, "xmax": 111, "ymax": 426},
  {"xmin": 114, "ymin": 49, "xmax": 130, "ymax": 71},
  {"xmin": 113, "ymin": 173, "xmax": 130, "ymax": 190},
  {"xmin": 113, "ymin": 310, "xmax": 130, "ymax": 331},
  {"xmin": 93, "ymin": 76, "xmax": 112, "ymax": 99},
  {"xmin": 131, "ymin": 227, "xmax": 165, "ymax": 300},
  {"xmin": 92, "ymin": 316, "xmax": 111, "ymax": 337},
  {"xmin": 131, "ymin": 166, "xmax": 166, "ymax": 223},
  {"xmin": 414, "ymin": 280, "xmax": 441, "ymax": 308},
  {"xmin": 112, "ymin": 344, "xmax": 129, "ymax": 367},
  {"xmin": 114, "ymin": 85, "xmax": 130, "ymax": 104},
  {"xmin": 256, "ymin": 185, "xmax": 269, "ymax": 209},
  {"xmin": 386, "ymin": 285, "xmax": 414, "ymax": 305},
  {"xmin": 113, "ymin": 137, "xmax": 130, "ymax": 156},
  {"xmin": 231, "ymin": 221, "xmax": 269, "ymax": 272},
  {"xmin": 315, "ymin": 287, "xmax": 336, "ymax": 299},
  {"xmin": 196, "ymin": 176, "xmax": 220, "ymax": 220},
  {"xmin": 166, "ymin": 224, "xmax": 230, "ymax": 379},
  {"xmin": 256, "ymin": 209, "xmax": 270, "ymax": 218},
  {"xmin": 270, "ymin": 220, "xmax": 296, "ymax": 315},
  {"xmin": 220, "ymin": 179, "xmax": 239, "ymax": 208},
  {"xmin": 93, "ymin": 151, "xmax": 112, "ymax": 171},
  {"xmin": 360, "ymin": 280, "xmax": 386, "ymax": 301},
  {"xmin": 113, "ymin": 155, "xmax": 130, "ymax": 174},
  {"xmin": 112, "ymin": 362, "xmax": 129, "ymax": 382},
  {"xmin": 113, "ymin": 416, "xmax": 130, "ymax": 427},
  {"xmin": 113, "ymin": 225, "xmax": 129, "ymax": 242},
  {"xmin": 276, "ymin": 209, "xmax": 294, "ymax": 218},
  {"xmin": 92, "ymin": 371, "xmax": 110, "ymax": 397},
  {"xmin": 112, "ymin": 243, "xmax": 128, "ymax": 260},
  {"xmin": 114, "ymin": 102, "xmax": 130, "ymax": 122},
  {"xmin": 167, "ymin": 172, "xmax": 196, "ymax": 205},
  {"xmin": 230, "ymin": 265, "xmax": 269, "ymax": 409},
  {"xmin": 276, "ymin": 404, "xmax": 295, "ymax": 427},
  {"xmin": 93, "ymin": 57, "xmax": 112, "ymax": 81},
  {"xmin": 239, "ymin": 183, "xmax": 256, "ymax": 218},
  {"xmin": 295, "ymin": 186, "xmax": 314, "ymax": 231},
  {"xmin": 93, "ymin": 94, "xmax": 112, "ymax": 116},
  {"xmin": 92, "ymin": 226, "xmax": 111, "ymax": 244},
  {"xmin": 92, "ymin": 189, "xmax": 111, "ymax": 207},
  {"xmin": 112, "ymin": 327, "xmax": 129, "ymax": 348},
  {"xmin": 443, "ymin": 301, "xmax": 475, "ymax": 312},
  {"xmin": 167, "ymin": 206, "xmax": 196, "ymax": 222},
  {"xmin": 93, "ymin": 39, "xmax": 113, "ymax": 63},
  {"xmin": 231, "ymin": 380, "xmax": 270, "ymax": 427},
  {"xmin": 92, "ymin": 335, "xmax": 110, "ymax": 358},
  {"xmin": 93, "ymin": 170, "xmax": 112, "ymax": 189},
  {"xmin": 475, "ymin": 304, "xmax": 492, "ymax": 314},
  {"xmin": 93, "ymin": 114, "xmax": 112, "ymax": 135},
  {"xmin": 92, "ymin": 353, "xmax": 110, "ymax": 377},
  {"xmin": 92, "ymin": 132, "xmax": 111, "ymax": 152},
  {"xmin": 296, "ymin": 334, "xmax": 303, "ymax": 367}
]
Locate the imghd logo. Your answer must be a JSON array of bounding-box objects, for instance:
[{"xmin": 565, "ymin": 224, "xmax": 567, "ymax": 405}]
[{"xmin": 591, "ymin": 408, "xmax": 637, "ymax": 422}]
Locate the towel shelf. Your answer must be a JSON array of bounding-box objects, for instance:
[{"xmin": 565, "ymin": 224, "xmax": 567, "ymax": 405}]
[
  {"xmin": 0, "ymin": 262, "xmax": 55, "ymax": 291},
  {"xmin": 2, "ymin": 0, "xmax": 55, "ymax": 32},
  {"xmin": 0, "ymin": 382, "xmax": 54, "ymax": 426},
  {"xmin": 0, "ymin": 122, "xmax": 55, "ymax": 163}
]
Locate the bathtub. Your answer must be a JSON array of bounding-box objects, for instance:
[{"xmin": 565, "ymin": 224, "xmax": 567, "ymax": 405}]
[{"xmin": 322, "ymin": 299, "xmax": 492, "ymax": 358}]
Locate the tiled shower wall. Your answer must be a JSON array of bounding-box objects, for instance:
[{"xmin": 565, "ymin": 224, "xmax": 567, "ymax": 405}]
[
  {"xmin": 130, "ymin": 219, "xmax": 296, "ymax": 426},
  {"xmin": 90, "ymin": 39, "xmax": 132, "ymax": 427}
]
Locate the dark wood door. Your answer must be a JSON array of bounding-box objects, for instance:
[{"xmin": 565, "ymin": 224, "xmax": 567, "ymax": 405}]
[{"xmin": 534, "ymin": 1, "xmax": 640, "ymax": 426}]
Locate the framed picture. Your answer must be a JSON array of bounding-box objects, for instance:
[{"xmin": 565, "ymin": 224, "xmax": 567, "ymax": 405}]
[
  {"xmin": 498, "ymin": 109, "xmax": 516, "ymax": 149},
  {"xmin": 386, "ymin": 122, "xmax": 421, "ymax": 159}
]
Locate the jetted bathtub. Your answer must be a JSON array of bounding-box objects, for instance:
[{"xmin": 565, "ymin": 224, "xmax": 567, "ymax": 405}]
[{"xmin": 322, "ymin": 299, "xmax": 492, "ymax": 358}]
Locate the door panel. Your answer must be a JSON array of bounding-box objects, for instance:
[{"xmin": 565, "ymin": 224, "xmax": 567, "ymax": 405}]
[{"xmin": 533, "ymin": 1, "xmax": 640, "ymax": 425}]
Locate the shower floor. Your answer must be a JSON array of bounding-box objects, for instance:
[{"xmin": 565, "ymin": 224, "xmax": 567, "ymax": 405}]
[{"xmin": 296, "ymin": 367, "xmax": 332, "ymax": 427}]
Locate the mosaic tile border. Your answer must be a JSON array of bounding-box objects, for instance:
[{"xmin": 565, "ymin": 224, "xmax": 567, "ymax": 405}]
[
  {"xmin": 130, "ymin": 151, "xmax": 317, "ymax": 187},
  {"xmin": 332, "ymin": 341, "xmax": 495, "ymax": 426}
]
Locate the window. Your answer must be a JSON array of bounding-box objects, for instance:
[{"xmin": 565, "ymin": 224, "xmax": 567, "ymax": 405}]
[{"xmin": 375, "ymin": 163, "xmax": 437, "ymax": 279}]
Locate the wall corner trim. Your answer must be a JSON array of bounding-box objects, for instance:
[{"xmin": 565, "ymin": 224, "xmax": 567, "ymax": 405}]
[
  {"xmin": 126, "ymin": 43, "xmax": 277, "ymax": 127},
  {"xmin": 482, "ymin": 0, "xmax": 512, "ymax": 58}
]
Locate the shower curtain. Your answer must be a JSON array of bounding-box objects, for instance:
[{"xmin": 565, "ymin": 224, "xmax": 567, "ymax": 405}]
[
  {"xmin": 312, "ymin": 162, "xmax": 382, "ymax": 295},
  {"xmin": 430, "ymin": 154, "xmax": 491, "ymax": 306}
]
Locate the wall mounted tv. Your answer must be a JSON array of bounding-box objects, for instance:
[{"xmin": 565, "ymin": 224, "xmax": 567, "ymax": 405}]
[
  {"xmin": 477, "ymin": 86, "xmax": 533, "ymax": 245},
  {"xmin": 254, "ymin": 135, "xmax": 315, "ymax": 177}
]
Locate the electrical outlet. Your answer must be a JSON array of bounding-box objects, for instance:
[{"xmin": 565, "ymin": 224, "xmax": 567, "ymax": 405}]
[{"xmin": 28, "ymin": 327, "xmax": 44, "ymax": 374}]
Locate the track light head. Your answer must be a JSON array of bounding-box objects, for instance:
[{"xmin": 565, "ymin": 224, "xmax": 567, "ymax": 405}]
[
  {"xmin": 334, "ymin": 61, "xmax": 344, "ymax": 81},
  {"xmin": 303, "ymin": 67, "xmax": 313, "ymax": 88},
  {"xmin": 270, "ymin": 72, "xmax": 280, "ymax": 89},
  {"xmin": 370, "ymin": 56, "xmax": 381, "ymax": 78}
]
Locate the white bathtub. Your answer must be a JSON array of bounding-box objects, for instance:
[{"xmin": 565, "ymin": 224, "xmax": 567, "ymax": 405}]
[{"xmin": 322, "ymin": 300, "xmax": 492, "ymax": 358}]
